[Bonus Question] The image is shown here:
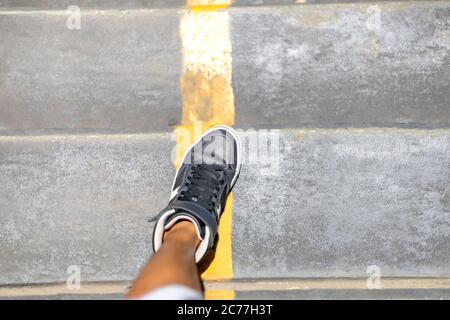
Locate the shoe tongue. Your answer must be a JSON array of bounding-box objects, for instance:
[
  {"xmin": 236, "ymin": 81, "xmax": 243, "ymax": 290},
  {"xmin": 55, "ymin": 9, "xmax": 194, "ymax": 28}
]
[
  {"xmin": 192, "ymin": 164, "xmax": 221, "ymax": 181},
  {"xmin": 191, "ymin": 136, "xmax": 228, "ymax": 165}
]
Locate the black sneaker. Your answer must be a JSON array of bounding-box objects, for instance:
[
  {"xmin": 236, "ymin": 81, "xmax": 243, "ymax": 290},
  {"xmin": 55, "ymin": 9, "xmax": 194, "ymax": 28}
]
[{"xmin": 152, "ymin": 125, "xmax": 241, "ymax": 262}]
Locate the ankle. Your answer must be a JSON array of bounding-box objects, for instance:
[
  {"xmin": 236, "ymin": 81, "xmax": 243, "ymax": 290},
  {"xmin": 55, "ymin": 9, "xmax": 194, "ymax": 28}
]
[{"xmin": 163, "ymin": 220, "xmax": 200, "ymax": 246}]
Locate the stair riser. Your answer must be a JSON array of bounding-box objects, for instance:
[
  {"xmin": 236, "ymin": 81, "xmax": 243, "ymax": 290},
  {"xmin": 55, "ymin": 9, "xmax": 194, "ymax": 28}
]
[
  {"xmin": 0, "ymin": 0, "xmax": 417, "ymax": 10},
  {"xmin": 1, "ymin": 3, "xmax": 449, "ymax": 131},
  {"xmin": 0, "ymin": 129, "xmax": 449, "ymax": 284}
]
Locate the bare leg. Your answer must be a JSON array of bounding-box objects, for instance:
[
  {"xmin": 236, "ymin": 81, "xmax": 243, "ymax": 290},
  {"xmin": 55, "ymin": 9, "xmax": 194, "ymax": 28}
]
[{"xmin": 127, "ymin": 220, "xmax": 201, "ymax": 299}]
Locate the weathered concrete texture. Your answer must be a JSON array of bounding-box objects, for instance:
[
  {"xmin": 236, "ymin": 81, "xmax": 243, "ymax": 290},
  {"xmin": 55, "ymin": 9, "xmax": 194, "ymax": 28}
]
[
  {"xmin": 0, "ymin": 133, "xmax": 173, "ymax": 285},
  {"xmin": 0, "ymin": 10, "xmax": 181, "ymax": 131},
  {"xmin": 235, "ymin": 0, "xmax": 421, "ymax": 5},
  {"xmin": 233, "ymin": 129, "xmax": 450, "ymax": 279},
  {"xmin": 0, "ymin": 129, "xmax": 449, "ymax": 284},
  {"xmin": 0, "ymin": 0, "xmax": 183, "ymax": 9},
  {"xmin": 232, "ymin": 2, "xmax": 450, "ymax": 129},
  {"xmin": 0, "ymin": 293, "xmax": 123, "ymax": 300},
  {"xmin": 1, "ymin": 289, "xmax": 449, "ymax": 300},
  {"xmin": 1, "ymin": 2, "xmax": 449, "ymax": 131},
  {"xmin": 235, "ymin": 289, "xmax": 450, "ymax": 300},
  {"xmin": 0, "ymin": 1, "xmax": 417, "ymax": 10}
]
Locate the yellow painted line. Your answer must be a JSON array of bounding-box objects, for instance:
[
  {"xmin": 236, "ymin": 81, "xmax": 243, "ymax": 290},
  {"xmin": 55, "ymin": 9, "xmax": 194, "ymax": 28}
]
[
  {"xmin": 178, "ymin": 0, "xmax": 235, "ymax": 298},
  {"xmin": 189, "ymin": 5, "xmax": 230, "ymax": 12},
  {"xmin": 204, "ymin": 289, "xmax": 235, "ymax": 300},
  {"xmin": 186, "ymin": 0, "xmax": 233, "ymax": 7},
  {"xmin": 202, "ymin": 193, "xmax": 234, "ymax": 280}
]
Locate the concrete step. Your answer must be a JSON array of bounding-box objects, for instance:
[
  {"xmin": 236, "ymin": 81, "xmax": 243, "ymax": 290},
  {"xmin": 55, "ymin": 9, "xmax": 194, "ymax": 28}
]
[
  {"xmin": 0, "ymin": 2, "xmax": 449, "ymax": 131},
  {"xmin": 1, "ymin": 279, "xmax": 449, "ymax": 300},
  {"xmin": 0, "ymin": 0, "xmax": 419, "ymax": 10},
  {"xmin": 233, "ymin": 289, "xmax": 450, "ymax": 299},
  {"xmin": 2, "ymin": 289, "xmax": 450, "ymax": 300},
  {"xmin": 0, "ymin": 128, "xmax": 449, "ymax": 285},
  {"xmin": 0, "ymin": 133, "xmax": 171, "ymax": 284}
]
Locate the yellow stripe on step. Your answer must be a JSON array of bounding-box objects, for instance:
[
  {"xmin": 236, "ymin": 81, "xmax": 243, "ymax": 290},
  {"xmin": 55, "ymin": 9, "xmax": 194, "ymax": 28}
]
[
  {"xmin": 176, "ymin": 0, "xmax": 235, "ymax": 293},
  {"xmin": 186, "ymin": 0, "xmax": 233, "ymax": 7},
  {"xmin": 204, "ymin": 290, "xmax": 236, "ymax": 300},
  {"xmin": 190, "ymin": 4, "xmax": 230, "ymax": 12}
]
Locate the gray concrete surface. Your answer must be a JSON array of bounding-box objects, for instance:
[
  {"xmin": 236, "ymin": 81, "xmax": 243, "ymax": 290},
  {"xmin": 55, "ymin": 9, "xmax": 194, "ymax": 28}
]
[
  {"xmin": 0, "ymin": 0, "xmax": 183, "ymax": 9},
  {"xmin": 0, "ymin": 10, "xmax": 182, "ymax": 132},
  {"xmin": 1, "ymin": 289, "xmax": 449, "ymax": 300},
  {"xmin": 234, "ymin": 289, "xmax": 450, "ymax": 299},
  {"xmin": 0, "ymin": 0, "xmax": 420, "ymax": 10},
  {"xmin": 233, "ymin": 129, "xmax": 450, "ymax": 279},
  {"xmin": 0, "ymin": 2, "xmax": 449, "ymax": 131},
  {"xmin": 0, "ymin": 129, "xmax": 449, "ymax": 284},
  {"xmin": 0, "ymin": 293, "xmax": 123, "ymax": 300},
  {"xmin": 0, "ymin": 133, "xmax": 173, "ymax": 284},
  {"xmin": 0, "ymin": 0, "xmax": 449, "ymax": 288},
  {"xmin": 232, "ymin": 2, "xmax": 450, "ymax": 129}
]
